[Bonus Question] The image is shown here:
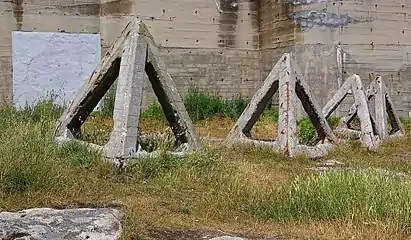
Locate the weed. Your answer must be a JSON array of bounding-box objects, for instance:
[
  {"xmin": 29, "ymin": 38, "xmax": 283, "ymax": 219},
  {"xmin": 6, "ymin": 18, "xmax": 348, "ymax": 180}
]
[
  {"xmin": 129, "ymin": 152, "xmax": 182, "ymax": 179},
  {"xmin": 100, "ymin": 84, "xmax": 117, "ymax": 116},
  {"xmin": 58, "ymin": 141, "xmax": 101, "ymax": 170},
  {"xmin": 139, "ymin": 131, "xmax": 175, "ymax": 152},
  {"xmin": 297, "ymin": 117, "xmax": 317, "ymax": 145},
  {"xmin": 141, "ymin": 102, "xmax": 164, "ymax": 119},
  {"xmin": 251, "ymin": 170, "xmax": 411, "ymax": 229},
  {"xmin": 297, "ymin": 116, "xmax": 341, "ymax": 145}
]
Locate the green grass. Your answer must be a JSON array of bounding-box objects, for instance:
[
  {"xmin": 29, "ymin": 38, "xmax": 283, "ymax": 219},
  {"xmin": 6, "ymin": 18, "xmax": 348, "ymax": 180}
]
[
  {"xmin": 101, "ymin": 86, "xmax": 278, "ymax": 123},
  {"xmin": 252, "ymin": 170, "xmax": 411, "ymax": 225},
  {"xmin": 3, "ymin": 100, "xmax": 411, "ymax": 239}
]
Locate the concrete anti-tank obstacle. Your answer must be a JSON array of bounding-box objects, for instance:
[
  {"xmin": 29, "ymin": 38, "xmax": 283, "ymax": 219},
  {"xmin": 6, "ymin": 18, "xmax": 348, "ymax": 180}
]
[
  {"xmin": 53, "ymin": 18, "xmax": 201, "ymax": 166},
  {"xmin": 225, "ymin": 52, "xmax": 338, "ymax": 159},
  {"xmin": 322, "ymin": 75, "xmax": 405, "ymax": 151}
]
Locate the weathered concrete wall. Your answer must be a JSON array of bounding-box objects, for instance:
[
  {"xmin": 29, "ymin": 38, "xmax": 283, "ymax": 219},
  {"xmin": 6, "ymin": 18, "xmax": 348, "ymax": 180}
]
[
  {"xmin": 2, "ymin": 0, "xmax": 411, "ymax": 118},
  {"xmin": 0, "ymin": 1, "xmax": 14, "ymax": 106},
  {"xmin": 260, "ymin": 0, "xmax": 411, "ymax": 117},
  {"xmin": 99, "ymin": 0, "xmax": 260, "ymax": 105}
]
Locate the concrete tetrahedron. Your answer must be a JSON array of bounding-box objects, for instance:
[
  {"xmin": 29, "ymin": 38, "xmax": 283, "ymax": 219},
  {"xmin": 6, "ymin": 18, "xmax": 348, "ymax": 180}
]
[
  {"xmin": 322, "ymin": 75, "xmax": 404, "ymax": 151},
  {"xmin": 53, "ymin": 19, "xmax": 201, "ymax": 163},
  {"xmin": 225, "ymin": 53, "xmax": 337, "ymax": 158}
]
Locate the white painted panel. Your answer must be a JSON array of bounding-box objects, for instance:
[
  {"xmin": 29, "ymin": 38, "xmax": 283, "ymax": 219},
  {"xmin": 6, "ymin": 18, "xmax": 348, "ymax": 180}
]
[{"xmin": 12, "ymin": 31, "xmax": 101, "ymax": 108}]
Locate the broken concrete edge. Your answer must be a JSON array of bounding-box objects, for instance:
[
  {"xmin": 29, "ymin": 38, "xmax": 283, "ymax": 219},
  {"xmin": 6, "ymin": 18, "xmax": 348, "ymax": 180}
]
[
  {"xmin": 334, "ymin": 126, "xmax": 361, "ymax": 140},
  {"xmin": 5, "ymin": 207, "xmax": 123, "ymax": 217}
]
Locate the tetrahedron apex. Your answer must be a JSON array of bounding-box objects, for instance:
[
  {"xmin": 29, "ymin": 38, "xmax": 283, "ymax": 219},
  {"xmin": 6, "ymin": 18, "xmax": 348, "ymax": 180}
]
[
  {"xmin": 53, "ymin": 18, "xmax": 201, "ymax": 164},
  {"xmin": 225, "ymin": 52, "xmax": 337, "ymax": 159}
]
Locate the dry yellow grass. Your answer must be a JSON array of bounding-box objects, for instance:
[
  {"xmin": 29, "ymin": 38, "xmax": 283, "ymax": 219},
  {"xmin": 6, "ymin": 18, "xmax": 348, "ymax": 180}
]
[{"xmin": 3, "ymin": 106, "xmax": 411, "ymax": 240}]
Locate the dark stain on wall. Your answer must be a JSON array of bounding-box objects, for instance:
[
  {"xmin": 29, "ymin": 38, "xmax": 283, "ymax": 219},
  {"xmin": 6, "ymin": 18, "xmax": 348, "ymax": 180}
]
[
  {"xmin": 56, "ymin": 3, "xmax": 100, "ymax": 16},
  {"xmin": 12, "ymin": 0, "xmax": 23, "ymax": 31},
  {"xmin": 100, "ymin": 0, "xmax": 133, "ymax": 16},
  {"xmin": 289, "ymin": 9, "xmax": 370, "ymax": 30},
  {"xmin": 218, "ymin": 0, "xmax": 239, "ymax": 48},
  {"xmin": 258, "ymin": 0, "xmax": 299, "ymax": 49},
  {"xmin": 249, "ymin": 0, "xmax": 260, "ymax": 48}
]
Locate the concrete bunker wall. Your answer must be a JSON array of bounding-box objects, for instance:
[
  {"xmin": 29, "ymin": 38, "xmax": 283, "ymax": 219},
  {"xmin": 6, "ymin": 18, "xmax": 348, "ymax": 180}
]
[{"xmin": 1, "ymin": 0, "xmax": 411, "ymax": 118}]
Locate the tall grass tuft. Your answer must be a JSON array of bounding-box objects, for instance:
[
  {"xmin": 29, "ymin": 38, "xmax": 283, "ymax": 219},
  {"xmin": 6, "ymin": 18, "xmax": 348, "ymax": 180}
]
[
  {"xmin": 0, "ymin": 100, "xmax": 107, "ymax": 197},
  {"xmin": 183, "ymin": 88, "xmax": 249, "ymax": 122},
  {"xmin": 251, "ymin": 170, "xmax": 411, "ymax": 229},
  {"xmin": 100, "ymin": 85, "xmax": 117, "ymax": 116},
  {"xmin": 297, "ymin": 116, "xmax": 341, "ymax": 145}
]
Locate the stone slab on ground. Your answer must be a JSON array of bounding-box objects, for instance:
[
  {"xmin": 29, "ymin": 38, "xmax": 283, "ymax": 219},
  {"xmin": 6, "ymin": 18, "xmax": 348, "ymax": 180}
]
[
  {"xmin": 308, "ymin": 161, "xmax": 408, "ymax": 179},
  {"xmin": 210, "ymin": 237, "xmax": 246, "ymax": 240},
  {"xmin": 0, "ymin": 207, "xmax": 122, "ymax": 240}
]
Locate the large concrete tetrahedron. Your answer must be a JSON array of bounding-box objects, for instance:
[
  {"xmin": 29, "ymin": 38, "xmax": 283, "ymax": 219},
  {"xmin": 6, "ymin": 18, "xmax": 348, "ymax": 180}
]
[
  {"xmin": 225, "ymin": 53, "xmax": 337, "ymax": 158},
  {"xmin": 53, "ymin": 19, "xmax": 201, "ymax": 161},
  {"xmin": 322, "ymin": 75, "xmax": 404, "ymax": 151}
]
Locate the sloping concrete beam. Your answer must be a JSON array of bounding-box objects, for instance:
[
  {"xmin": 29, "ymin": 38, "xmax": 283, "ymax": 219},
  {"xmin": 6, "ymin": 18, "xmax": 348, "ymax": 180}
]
[
  {"xmin": 225, "ymin": 52, "xmax": 336, "ymax": 159},
  {"xmin": 53, "ymin": 21, "xmax": 134, "ymax": 139},
  {"xmin": 145, "ymin": 42, "xmax": 201, "ymax": 151},
  {"xmin": 225, "ymin": 53, "xmax": 286, "ymax": 142},
  {"xmin": 54, "ymin": 19, "xmax": 201, "ymax": 161},
  {"xmin": 105, "ymin": 25, "xmax": 147, "ymax": 159},
  {"xmin": 277, "ymin": 53, "xmax": 298, "ymax": 156},
  {"xmin": 291, "ymin": 57, "xmax": 337, "ymax": 144}
]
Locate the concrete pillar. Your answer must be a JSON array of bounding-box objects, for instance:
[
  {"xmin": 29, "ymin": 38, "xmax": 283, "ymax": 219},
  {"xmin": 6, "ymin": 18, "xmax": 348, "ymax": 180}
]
[{"xmin": 106, "ymin": 29, "xmax": 148, "ymax": 158}]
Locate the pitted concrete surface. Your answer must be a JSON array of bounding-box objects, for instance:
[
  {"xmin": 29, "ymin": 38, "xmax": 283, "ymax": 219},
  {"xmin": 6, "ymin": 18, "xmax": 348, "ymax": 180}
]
[{"xmin": 0, "ymin": 208, "xmax": 122, "ymax": 240}]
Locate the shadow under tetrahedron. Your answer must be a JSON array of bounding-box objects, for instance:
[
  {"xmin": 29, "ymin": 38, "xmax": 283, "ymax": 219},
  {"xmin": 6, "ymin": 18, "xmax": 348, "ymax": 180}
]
[
  {"xmin": 53, "ymin": 19, "xmax": 201, "ymax": 163},
  {"xmin": 225, "ymin": 53, "xmax": 338, "ymax": 158}
]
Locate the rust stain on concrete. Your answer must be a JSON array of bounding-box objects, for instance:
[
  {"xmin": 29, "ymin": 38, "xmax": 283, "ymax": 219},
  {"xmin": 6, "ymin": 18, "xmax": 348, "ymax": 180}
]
[
  {"xmin": 12, "ymin": 0, "xmax": 23, "ymax": 31},
  {"xmin": 100, "ymin": 0, "xmax": 133, "ymax": 16}
]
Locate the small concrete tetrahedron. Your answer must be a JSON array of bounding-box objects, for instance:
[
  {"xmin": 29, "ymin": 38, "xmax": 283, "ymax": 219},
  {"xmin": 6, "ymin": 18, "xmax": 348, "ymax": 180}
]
[
  {"xmin": 53, "ymin": 19, "xmax": 201, "ymax": 163},
  {"xmin": 225, "ymin": 53, "xmax": 337, "ymax": 159},
  {"xmin": 322, "ymin": 75, "xmax": 404, "ymax": 151}
]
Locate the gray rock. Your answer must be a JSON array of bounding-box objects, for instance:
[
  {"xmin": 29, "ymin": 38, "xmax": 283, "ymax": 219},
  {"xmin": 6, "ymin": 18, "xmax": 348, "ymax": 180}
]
[
  {"xmin": 210, "ymin": 237, "xmax": 245, "ymax": 240},
  {"xmin": 308, "ymin": 165, "xmax": 408, "ymax": 179},
  {"xmin": 320, "ymin": 160, "xmax": 345, "ymax": 167},
  {"xmin": 0, "ymin": 207, "xmax": 122, "ymax": 240}
]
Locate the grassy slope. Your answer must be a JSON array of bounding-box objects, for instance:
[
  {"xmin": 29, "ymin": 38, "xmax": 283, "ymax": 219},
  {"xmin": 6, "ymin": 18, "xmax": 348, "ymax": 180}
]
[{"xmin": 2, "ymin": 101, "xmax": 411, "ymax": 239}]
